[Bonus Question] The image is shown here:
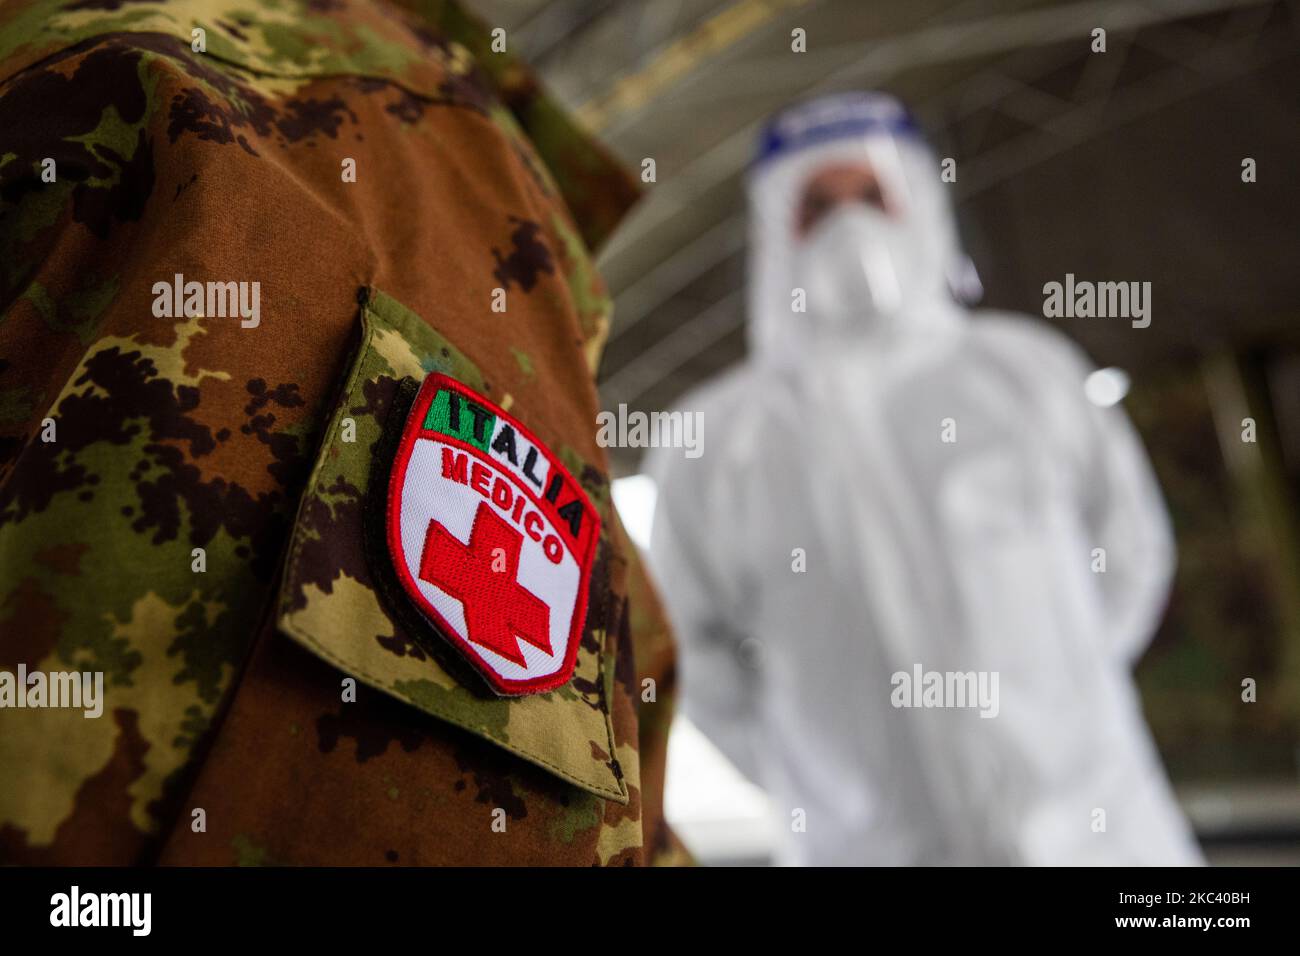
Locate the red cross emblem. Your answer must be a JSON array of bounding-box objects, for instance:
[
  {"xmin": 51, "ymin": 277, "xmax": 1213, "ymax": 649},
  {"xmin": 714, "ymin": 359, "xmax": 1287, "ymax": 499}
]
[
  {"xmin": 419, "ymin": 502, "xmax": 552, "ymax": 667},
  {"xmin": 387, "ymin": 374, "xmax": 599, "ymax": 696}
]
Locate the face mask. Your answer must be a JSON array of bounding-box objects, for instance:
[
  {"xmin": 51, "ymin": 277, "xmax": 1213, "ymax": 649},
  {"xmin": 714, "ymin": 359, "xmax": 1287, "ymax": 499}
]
[{"xmin": 791, "ymin": 203, "xmax": 946, "ymax": 330}]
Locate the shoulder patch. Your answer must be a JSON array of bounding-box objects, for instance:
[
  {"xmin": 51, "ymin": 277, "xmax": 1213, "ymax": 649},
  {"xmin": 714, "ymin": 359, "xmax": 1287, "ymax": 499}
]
[{"xmin": 387, "ymin": 374, "xmax": 600, "ymax": 696}]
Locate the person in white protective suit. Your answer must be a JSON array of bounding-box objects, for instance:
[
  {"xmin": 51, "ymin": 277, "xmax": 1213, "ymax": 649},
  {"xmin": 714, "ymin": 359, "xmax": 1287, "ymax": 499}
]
[{"xmin": 644, "ymin": 92, "xmax": 1203, "ymax": 866}]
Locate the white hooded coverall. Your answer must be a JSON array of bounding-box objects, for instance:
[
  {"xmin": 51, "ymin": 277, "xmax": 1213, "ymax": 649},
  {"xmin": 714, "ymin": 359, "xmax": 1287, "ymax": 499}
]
[{"xmin": 646, "ymin": 93, "xmax": 1202, "ymax": 866}]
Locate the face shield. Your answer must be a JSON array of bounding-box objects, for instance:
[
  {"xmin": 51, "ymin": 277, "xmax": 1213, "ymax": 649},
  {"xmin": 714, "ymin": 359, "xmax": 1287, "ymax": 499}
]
[{"xmin": 746, "ymin": 93, "xmax": 979, "ymax": 365}]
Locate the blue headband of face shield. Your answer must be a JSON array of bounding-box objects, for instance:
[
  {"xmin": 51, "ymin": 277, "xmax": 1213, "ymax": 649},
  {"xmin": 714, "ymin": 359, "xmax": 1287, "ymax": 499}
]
[{"xmin": 751, "ymin": 94, "xmax": 922, "ymax": 170}]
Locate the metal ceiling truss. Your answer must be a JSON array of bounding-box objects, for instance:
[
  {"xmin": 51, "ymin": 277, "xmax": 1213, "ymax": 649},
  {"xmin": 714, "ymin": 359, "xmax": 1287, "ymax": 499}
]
[{"xmin": 596, "ymin": 0, "xmax": 1289, "ymax": 410}]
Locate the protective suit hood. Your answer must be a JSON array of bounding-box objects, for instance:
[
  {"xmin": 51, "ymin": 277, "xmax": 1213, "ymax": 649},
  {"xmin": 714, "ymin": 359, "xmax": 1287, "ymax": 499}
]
[{"xmin": 747, "ymin": 93, "xmax": 974, "ymax": 366}]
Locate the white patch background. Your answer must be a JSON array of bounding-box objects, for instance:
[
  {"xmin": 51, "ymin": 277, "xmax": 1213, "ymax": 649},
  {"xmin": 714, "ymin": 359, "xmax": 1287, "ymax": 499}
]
[{"xmin": 398, "ymin": 438, "xmax": 582, "ymax": 682}]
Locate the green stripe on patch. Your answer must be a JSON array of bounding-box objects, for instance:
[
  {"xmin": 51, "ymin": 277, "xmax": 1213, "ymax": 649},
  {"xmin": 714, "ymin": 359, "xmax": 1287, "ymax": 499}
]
[{"xmin": 423, "ymin": 387, "xmax": 495, "ymax": 452}]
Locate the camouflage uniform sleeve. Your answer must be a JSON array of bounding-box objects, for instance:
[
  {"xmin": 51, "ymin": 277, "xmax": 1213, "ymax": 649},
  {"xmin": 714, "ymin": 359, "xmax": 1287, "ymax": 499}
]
[
  {"xmin": 0, "ymin": 19, "xmax": 362, "ymax": 863},
  {"xmin": 0, "ymin": 0, "xmax": 677, "ymax": 866},
  {"xmin": 392, "ymin": 0, "xmax": 642, "ymax": 254}
]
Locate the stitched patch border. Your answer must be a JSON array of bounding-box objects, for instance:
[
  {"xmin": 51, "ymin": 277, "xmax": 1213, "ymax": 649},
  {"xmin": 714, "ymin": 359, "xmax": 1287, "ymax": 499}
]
[{"xmin": 386, "ymin": 373, "xmax": 600, "ymax": 696}]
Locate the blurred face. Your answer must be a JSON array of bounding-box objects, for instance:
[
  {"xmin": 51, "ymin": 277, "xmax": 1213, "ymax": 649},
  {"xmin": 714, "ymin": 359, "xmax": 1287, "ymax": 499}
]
[
  {"xmin": 795, "ymin": 162, "xmax": 894, "ymax": 239},
  {"xmin": 789, "ymin": 155, "xmax": 950, "ymax": 322}
]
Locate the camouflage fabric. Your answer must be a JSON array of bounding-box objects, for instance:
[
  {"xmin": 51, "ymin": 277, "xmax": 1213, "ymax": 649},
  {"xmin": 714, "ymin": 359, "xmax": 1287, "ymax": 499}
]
[{"xmin": 0, "ymin": 0, "xmax": 684, "ymax": 865}]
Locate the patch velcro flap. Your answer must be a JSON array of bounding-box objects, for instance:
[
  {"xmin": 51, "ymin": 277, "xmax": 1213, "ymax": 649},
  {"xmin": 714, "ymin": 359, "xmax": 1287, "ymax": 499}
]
[{"xmin": 276, "ymin": 290, "xmax": 627, "ymax": 804}]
